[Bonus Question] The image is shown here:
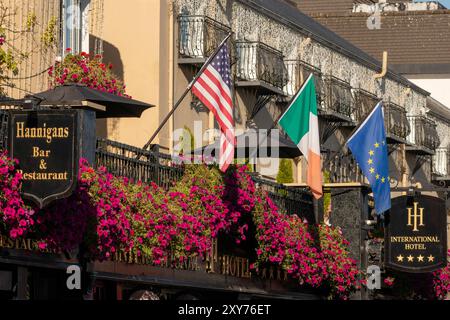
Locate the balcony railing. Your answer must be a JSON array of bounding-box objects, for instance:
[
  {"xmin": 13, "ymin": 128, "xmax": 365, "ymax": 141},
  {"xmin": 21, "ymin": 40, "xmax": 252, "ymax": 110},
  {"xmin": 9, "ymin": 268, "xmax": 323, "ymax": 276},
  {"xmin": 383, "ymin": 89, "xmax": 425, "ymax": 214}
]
[
  {"xmin": 322, "ymin": 151, "xmax": 365, "ymax": 184},
  {"xmin": 384, "ymin": 102, "xmax": 410, "ymax": 143},
  {"xmin": 178, "ymin": 15, "xmax": 231, "ymax": 63},
  {"xmin": 406, "ymin": 115, "xmax": 440, "ymax": 154},
  {"xmin": 354, "ymin": 89, "xmax": 379, "ymax": 124},
  {"xmin": 235, "ymin": 41, "xmax": 288, "ymax": 94},
  {"xmin": 283, "ymin": 60, "xmax": 324, "ymax": 106},
  {"xmin": 94, "ymin": 139, "xmax": 314, "ymax": 218},
  {"xmin": 433, "ymin": 147, "xmax": 450, "ymax": 178},
  {"xmin": 96, "ymin": 139, "xmax": 184, "ymax": 190},
  {"xmin": 322, "ymin": 76, "xmax": 353, "ymax": 121},
  {"xmin": 252, "ymin": 176, "xmax": 314, "ymax": 222}
]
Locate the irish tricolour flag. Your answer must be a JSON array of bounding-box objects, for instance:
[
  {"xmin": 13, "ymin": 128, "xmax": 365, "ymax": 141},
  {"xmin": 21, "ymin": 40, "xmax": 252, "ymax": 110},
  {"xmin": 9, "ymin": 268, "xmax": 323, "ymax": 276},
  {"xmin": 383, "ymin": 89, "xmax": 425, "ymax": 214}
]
[{"xmin": 279, "ymin": 74, "xmax": 323, "ymax": 199}]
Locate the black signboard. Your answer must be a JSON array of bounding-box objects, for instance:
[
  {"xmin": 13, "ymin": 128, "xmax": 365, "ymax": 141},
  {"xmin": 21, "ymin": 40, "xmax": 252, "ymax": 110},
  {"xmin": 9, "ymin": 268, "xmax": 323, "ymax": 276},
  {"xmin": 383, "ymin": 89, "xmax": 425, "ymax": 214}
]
[
  {"xmin": 8, "ymin": 110, "xmax": 79, "ymax": 208},
  {"xmin": 385, "ymin": 195, "xmax": 447, "ymax": 273}
]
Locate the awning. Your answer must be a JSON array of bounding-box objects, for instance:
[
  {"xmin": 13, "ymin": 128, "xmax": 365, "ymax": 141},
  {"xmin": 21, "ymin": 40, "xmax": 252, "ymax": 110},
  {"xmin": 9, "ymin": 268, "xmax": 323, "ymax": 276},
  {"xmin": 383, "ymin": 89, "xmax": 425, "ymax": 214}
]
[
  {"xmin": 193, "ymin": 130, "xmax": 301, "ymax": 159},
  {"xmin": 29, "ymin": 84, "xmax": 154, "ymax": 118}
]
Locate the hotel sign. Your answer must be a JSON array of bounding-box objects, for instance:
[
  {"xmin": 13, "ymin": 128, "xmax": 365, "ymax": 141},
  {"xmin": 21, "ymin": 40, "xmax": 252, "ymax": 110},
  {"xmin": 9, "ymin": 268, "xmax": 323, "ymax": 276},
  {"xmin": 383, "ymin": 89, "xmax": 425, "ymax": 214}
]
[
  {"xmin": 8, "ymin": 110, "xmax": 79, "ymax": 208},
  {"xmin": 385, "ymin": 195, "xmax": 447, "ymax": 273}
]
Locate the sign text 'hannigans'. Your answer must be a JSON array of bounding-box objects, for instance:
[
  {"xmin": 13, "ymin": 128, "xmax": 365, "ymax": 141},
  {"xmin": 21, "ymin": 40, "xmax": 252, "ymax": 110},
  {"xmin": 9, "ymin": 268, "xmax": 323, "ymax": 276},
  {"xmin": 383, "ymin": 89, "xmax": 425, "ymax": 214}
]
[{"xmin": 8, "ymin": 110, "xmax": 79, "ymax": 208}]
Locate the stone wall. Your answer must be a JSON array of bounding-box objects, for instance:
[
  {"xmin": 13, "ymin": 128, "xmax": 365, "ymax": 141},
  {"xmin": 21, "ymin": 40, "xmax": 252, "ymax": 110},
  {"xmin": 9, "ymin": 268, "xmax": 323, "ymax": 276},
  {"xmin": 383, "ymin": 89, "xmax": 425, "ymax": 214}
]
[
  {"xmin": 172, "ymin": 0, "xmax": 448, "ymax": 183},
  {"xmin": 173, "ymin": 0, "xmax": 428, "ymax": 113}
]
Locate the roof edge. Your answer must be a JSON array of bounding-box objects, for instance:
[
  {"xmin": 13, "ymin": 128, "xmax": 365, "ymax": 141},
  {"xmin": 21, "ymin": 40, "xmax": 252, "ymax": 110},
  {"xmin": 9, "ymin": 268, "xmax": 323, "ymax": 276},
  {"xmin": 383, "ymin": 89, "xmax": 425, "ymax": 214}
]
[
  {"xmin": 427, "ymin": 96, "xmax": 450, "ymax": 122},
  {"xmin": 238, "ymin": 0, "xmax": 430, "ymax": 96},
  {"xmin": 309, "ymin": 9, "xmax": 450, "ymax": 18}
]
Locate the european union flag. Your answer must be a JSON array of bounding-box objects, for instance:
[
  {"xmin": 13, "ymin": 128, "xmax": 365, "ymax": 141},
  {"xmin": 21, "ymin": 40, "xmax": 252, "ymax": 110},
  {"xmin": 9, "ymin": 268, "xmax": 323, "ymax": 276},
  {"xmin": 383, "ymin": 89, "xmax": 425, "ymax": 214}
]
[{"xmin": 347, "ymin": 101, "xmax": 391, "ymax": 214}]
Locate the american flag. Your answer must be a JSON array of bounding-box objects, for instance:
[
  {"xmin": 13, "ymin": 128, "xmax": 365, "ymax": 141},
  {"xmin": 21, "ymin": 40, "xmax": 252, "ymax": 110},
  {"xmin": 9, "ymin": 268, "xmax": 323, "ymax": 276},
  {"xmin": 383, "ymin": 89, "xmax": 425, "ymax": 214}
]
[{"xmin": 192, "ymin": 43, "xmax": 235, "ymax": 172}]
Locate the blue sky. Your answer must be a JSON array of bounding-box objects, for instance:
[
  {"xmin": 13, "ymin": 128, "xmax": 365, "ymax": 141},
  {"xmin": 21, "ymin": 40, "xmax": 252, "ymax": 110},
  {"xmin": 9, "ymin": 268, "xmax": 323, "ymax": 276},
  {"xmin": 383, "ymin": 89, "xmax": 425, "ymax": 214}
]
[
  {"xmin": 440, "ymin": 0, "xmax": 450, "ymax": 7},
  {"xmin": 415, "ymin": 0, "xmax": 450, "ymax": 8}
]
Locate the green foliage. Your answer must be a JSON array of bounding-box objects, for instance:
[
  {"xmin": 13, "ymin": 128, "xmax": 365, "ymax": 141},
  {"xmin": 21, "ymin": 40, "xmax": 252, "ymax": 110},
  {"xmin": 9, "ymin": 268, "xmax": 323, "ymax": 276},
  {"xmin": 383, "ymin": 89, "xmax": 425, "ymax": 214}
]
[
  {"xmin": 41, "ymin": 16, "xmax": 58, "ymax": 47},
  {"xmin": 0, "ymin": 49, "xmax": 19, "ymax": 75},
  {"xmin": 276, "ymin": 159, "xmax": 294, "ymax": 184},
  {"xmin": 173, "ymin": 163, "xmax": 223, "ymax": 193},
  {"xmin": 179, "ymin": 126, "xmax": 195, "ymax": 155},
  {"xmin": 0, "ymin": 7, "xmax": 55, "ymax": 96},
  {"xmin": 26, "ymin": 12, "xmax": 37, "ymax": 31}
]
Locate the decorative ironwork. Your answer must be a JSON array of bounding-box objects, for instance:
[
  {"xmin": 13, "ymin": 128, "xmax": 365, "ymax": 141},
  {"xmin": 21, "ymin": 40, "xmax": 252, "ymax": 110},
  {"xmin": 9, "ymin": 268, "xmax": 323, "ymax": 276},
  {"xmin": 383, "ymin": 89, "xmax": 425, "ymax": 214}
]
[
  {"xmin": 384, "ymin": 101, "xmax": 410, "ymax": 143},
  {"xmin": 387, "ymin": 143, "xmax": 401, "ymax": 155},
  {"xmin": 389, "ymin": 176, "xmax": 401, "ymax": 189},
  {"xmin": 0, "ymin": 99, "xmax": 30, "ymax": 149},
  {"xmin": 178, "ymin": 15, "xmax": 231, "ymax": 61},
  {"xmin": 252, "ymin": 176, "xmax": 314, "ymax": 222},
  {"xmin": 322, "ymin": 76, "xmax": 353, "ymax": 121},
  {"xmin": 320, "ymin": 121, "xmax": 342, "ymax": 145},
  {"xmin": 235, "ymin": 41, "xmax": 288, "ymax": 90},
  {"xmin": 95, "ymin": 139, "xmax": 184, "ymax": 190},
  {"xmin": 406, "ymin": 115, "xmax": 440, "ymax": 153},
  {"xmin": 411, "ymin": 154, "xmax": 431, "ymax": 176},
  {"xmin": 354, "ymin": 88, "xmax": 378, "ymax": 124},
  {"xmin": 249, "ymin": 94, "xmax": 274, "ymax": 123},
  {"xmin": 366, "ymin": 239, "xmax": 384, "ymax": 269},
  {"xmin": 95, "ymin": 139, "xmax": 313, "ymax": 217},
  {"xmin": 283, "ymin": 60, "xmax": 324, "ymax": 104},
  {"xmin": 0, "ymin": 110, "xmax": 8, "ymax": 150},
  {"xmin": 322, "ymin": 150, "xmax": 365, "ymax": 184},
  {"xmin": 433, "ymin": 146, "xmax": 450, "ymax": 178}
]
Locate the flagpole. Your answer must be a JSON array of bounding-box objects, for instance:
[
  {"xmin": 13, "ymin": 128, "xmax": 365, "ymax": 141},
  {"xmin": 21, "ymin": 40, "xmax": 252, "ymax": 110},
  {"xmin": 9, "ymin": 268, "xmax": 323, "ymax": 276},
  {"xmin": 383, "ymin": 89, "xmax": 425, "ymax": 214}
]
[
  {"xmin": 322, "ymin": 100, "xmax": 383, "ymax": 168},
  {"xmin": 141, "ymin": 33, "xmax": 233, "ymax": 153},
  {"xmin": 246, "ymin": 76, "xmax": 312, "ymax": 162}
]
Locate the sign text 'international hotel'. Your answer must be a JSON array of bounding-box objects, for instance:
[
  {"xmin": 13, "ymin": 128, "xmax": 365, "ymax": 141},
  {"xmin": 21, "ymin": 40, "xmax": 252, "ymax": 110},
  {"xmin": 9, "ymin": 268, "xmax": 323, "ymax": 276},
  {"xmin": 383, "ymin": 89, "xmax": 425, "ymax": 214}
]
[{"xmin": 385, "ymin": 195, "xmax": 447, "ymax": 273}]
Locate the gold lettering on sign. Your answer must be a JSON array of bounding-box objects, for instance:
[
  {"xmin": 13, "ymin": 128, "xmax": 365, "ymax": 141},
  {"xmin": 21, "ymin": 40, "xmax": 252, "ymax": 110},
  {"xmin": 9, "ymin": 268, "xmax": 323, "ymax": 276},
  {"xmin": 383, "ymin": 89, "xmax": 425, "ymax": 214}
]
[
  {"xmin": 0, "ymin": 235, "xmax": 57, "ymax": 253},
  {"xmin": 407, "ymin": 202, "xmax": 425, "ymax": 232},
  {"xmin": 32, "ymin": 147, "xmax": 51, "ymax": 158},
  {"xmin": 21, "ymin": 171, "xmax": 68, "ymax": 181},
  {"xmin": 16, "ymin": 122, "xmax": 70, "ymax": 144}
]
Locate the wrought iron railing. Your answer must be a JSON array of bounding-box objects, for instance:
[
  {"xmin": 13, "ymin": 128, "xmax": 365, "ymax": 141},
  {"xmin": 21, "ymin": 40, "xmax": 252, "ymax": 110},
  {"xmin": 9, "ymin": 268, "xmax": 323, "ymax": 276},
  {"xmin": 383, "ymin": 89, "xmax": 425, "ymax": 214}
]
[
  {"xmin": 95, "ymin": 139, "xmax": 184, "ymax": 190},
  {"xmin": 252, "ymin": 176, "xmax": 314, "ymax": 222},
  {"xmin": 322, "ymin": 151, "xmax": 365, "ymax": 184},
  {"xmin": 178, "ymin": 15, "xmax": 231, "ymax": 59},
  {"xmin": 95, "ymin": 139, "xmax": 314, "ymax": 217},
  {"xmin": 235, "ymin": 41, "xmax": 288, "ymax": 89},
  {"xmin": 0, "ymin": 110, "xmax": 9, "ymax": 150},
  {"xmin": 354, "ymin": 88, "xmax": 379, "ymax": 123},
  {"xmin": 323, "ymin": 76, "xmax": 353, "ymax": 120},
  {"xmin": 283, "ymin": 60, "xmax": 324, "ymax": 106},
  {"xmin": 384, "ymin": 102, "xmax": 410, "ymax": 141},
  {"xmin": 433, "ymin": 147, "xmax": 450, "ymax": 177},
  {"xmin": 406, "ymin": 115, "xmax": 440, "ymax": 151}
]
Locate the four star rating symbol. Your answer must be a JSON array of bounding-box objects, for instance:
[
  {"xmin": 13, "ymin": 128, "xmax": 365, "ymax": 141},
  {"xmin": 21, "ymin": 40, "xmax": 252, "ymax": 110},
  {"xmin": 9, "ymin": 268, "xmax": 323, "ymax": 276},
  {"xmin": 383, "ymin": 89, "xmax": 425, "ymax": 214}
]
[{"xmin": 396, "ymin": 254, "xmax": 435, "ymax": 263}]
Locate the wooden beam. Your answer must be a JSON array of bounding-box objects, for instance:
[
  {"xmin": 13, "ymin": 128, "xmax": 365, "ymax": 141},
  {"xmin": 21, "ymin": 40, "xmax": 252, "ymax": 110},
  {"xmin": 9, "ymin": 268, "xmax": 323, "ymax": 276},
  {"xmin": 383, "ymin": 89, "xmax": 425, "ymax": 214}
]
[{"xmin": 81, "ymin": 100, "xmax": 106, "ymax": 112}]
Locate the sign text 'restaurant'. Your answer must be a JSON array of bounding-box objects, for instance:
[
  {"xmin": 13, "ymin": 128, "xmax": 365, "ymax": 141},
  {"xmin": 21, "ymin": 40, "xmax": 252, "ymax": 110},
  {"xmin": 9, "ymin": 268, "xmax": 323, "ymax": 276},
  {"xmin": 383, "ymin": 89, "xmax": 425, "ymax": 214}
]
[{"xmin": 8, "ymin": 110, "xmax": 79, "ymax": 208}]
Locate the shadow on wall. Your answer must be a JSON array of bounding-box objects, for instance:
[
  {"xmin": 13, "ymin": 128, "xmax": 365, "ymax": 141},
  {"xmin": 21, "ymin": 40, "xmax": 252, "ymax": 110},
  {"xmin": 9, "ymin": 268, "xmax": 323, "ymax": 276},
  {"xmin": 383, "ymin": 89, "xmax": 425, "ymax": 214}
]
[
  {"xmin": 406, "ymin": 154, "xmax": 432, "ymax": 188},
  {"xmin": 90, "ymin": 35, "xmax": 124, "ymax": 141}
]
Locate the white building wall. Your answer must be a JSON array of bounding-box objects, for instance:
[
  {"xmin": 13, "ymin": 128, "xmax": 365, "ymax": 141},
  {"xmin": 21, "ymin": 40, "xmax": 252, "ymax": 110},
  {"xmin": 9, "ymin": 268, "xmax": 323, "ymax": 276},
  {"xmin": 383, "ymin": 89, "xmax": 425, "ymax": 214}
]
[{"xmin": 406, "ymin": 75, "xmax": 450, "ymax": 109}]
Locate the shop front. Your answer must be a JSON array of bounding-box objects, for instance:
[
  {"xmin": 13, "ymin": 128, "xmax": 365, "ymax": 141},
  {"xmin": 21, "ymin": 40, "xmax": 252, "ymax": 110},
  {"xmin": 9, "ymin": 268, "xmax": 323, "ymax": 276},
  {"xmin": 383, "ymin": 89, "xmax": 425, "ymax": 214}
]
[{"xmin": 0, "ymin": 237, "xmax": 323, "ymax": 300}]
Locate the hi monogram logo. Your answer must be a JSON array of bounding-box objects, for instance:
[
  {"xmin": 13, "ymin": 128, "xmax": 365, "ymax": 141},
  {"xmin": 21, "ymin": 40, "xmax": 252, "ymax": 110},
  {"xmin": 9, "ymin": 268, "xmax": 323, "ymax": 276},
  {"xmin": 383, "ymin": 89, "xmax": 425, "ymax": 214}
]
[{"xmin": 407, "ymin": 202, "xmax": 425, "ymax": 232}]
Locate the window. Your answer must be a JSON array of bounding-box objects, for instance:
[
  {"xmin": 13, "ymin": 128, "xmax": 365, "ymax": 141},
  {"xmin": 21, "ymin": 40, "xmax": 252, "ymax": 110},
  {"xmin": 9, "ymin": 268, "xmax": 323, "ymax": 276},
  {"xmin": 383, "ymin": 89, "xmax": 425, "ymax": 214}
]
[{"xmin": 61, "ymin": 0, "xmax": 89, "ymax": 55}]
